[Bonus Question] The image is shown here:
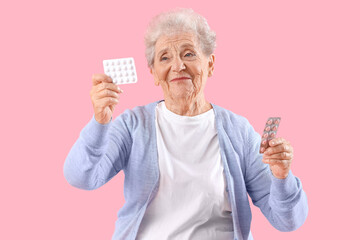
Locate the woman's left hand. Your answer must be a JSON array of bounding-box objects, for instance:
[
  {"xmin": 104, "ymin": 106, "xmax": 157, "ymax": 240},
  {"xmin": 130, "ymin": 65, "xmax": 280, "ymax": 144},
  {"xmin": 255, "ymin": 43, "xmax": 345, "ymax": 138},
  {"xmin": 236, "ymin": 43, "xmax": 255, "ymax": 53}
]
[{"xmin": 262, "ymin": 137, "xmax": 294, "ymax": 179}]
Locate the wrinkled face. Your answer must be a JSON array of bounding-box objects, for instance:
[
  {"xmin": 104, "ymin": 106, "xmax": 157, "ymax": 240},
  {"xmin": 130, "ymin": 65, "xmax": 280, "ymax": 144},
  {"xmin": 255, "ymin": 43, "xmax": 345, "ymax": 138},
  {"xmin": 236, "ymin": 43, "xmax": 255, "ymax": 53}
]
[{"xmin": 150, "ymin": 32, "xmax": 215, "ymax": 100}]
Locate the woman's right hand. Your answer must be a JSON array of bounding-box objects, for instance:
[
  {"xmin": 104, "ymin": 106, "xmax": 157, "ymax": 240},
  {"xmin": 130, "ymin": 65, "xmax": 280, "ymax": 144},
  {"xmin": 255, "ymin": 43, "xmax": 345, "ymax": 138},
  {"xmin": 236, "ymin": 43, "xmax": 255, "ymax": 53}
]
[{"xmin": 90, "ymin": 74, "xmax": 123, "ymax": 124}]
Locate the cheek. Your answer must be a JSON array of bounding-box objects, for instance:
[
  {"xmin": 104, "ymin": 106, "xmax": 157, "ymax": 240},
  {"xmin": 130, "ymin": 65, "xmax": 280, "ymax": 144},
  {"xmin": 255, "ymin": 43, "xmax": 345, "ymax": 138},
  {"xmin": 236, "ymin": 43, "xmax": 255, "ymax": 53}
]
[
  {"xmin": 156, "ymin": 65, "xmax": 171, "ymax": 81},
  {"xmin": 190, "ymin": 63, "xmax": 203, "ymax": 77},
  {"xmin": 192, "ymin": 63, "xmax": 208, "ymax": 81}
]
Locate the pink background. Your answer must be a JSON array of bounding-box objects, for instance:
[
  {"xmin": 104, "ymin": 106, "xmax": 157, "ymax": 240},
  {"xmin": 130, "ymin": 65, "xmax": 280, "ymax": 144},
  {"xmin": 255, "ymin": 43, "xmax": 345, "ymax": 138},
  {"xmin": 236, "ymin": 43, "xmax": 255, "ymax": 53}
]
[{"xmin": 1, "ymin": 0, "xmax": 359, "ymax": 239}]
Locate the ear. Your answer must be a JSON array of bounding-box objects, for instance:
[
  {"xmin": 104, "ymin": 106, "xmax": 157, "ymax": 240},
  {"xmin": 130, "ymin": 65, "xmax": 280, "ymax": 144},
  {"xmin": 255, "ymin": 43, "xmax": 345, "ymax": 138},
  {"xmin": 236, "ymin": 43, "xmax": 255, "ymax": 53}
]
[
  {"xmin": 150, "ymin": 67, "xmax": 160, "ymax": 86},
  {"xmin": 207, "ymin": 54, "xmax": 215, "ymax": 77}
]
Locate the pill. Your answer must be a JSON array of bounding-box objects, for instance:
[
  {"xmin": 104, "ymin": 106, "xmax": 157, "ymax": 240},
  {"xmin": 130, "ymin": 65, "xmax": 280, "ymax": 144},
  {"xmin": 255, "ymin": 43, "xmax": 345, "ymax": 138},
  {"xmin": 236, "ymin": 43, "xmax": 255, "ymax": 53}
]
[
  {"xmin": 102, "ymin": 57, "xmax": 138, "ymax": 85},
  {"xmin": 259, "ymin": 117, "xmax": 281, "ymax": 154}
]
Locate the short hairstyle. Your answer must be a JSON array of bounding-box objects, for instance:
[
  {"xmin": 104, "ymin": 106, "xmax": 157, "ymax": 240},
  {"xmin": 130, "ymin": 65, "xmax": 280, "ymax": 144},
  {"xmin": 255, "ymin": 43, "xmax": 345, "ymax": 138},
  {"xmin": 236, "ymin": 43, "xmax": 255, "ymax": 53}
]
[{"xmin": 144, "ymin": 8, "xmax": 217, "ymax": 68}]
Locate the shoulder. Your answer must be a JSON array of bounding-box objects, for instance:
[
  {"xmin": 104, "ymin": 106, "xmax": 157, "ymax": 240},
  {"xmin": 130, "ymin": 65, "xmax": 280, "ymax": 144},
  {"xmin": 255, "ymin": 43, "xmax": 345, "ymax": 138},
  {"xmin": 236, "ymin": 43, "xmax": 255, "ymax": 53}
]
[
  {"xmin": 113, "ymin": 100, "xmax": 160, "ymax": 128},
  {"xmin": 211, "ymin": 103, "xmax": 260, "ymax": 147},
  {"xmin": 125, "ymin": 101, "xmax": 158, "ymax": 117},
  {"xmin": 211, "ymin": 103, "xmax": 252, "ymax": 130}
]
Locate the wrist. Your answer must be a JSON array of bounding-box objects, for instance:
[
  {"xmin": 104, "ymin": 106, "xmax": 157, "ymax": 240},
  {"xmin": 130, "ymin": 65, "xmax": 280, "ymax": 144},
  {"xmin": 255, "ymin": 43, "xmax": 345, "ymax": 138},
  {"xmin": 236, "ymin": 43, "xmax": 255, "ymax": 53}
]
[
  {"xmin": 95, "ymin": 115, "xmax": 112, "ymax": 125},
  {"xmin": 271, "ymin": 170, "xmax": 289, "ymax": 179}
]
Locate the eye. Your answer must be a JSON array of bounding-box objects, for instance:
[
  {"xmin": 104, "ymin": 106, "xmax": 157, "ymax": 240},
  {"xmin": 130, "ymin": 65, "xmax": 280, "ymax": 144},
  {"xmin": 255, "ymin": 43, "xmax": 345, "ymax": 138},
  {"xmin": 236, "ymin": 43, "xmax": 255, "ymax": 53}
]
[
  {"xmin": 160, "ymin": 56, "xmax": 168, "ymax": 61},
  {"xmin": 185, "ymin": 52, "xmax": 195, "ymax": 57}
]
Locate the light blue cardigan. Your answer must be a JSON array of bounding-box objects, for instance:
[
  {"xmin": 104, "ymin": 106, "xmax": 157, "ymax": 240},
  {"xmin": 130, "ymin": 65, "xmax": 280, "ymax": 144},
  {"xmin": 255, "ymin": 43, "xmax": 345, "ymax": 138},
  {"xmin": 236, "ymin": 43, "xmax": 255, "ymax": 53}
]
[{"xmin": 63, "ymin": 100, "xmax": 308, "ymax": 240}]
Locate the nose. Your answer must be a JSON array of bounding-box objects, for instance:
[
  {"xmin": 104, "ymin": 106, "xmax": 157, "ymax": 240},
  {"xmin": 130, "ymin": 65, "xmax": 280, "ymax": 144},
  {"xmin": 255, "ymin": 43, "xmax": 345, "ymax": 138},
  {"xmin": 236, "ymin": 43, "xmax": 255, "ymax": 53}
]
[{"xmin": 171, "ymin": 56, "xmax": 186, "ymax": 72}]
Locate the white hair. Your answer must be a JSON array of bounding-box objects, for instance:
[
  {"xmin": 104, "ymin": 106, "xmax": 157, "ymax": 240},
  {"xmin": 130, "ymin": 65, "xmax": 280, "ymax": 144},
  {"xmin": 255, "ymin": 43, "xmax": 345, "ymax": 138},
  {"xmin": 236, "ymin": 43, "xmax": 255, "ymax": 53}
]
[{"xmin": 144, "ymin": 8, "xmax": 217, "ymax": 68}]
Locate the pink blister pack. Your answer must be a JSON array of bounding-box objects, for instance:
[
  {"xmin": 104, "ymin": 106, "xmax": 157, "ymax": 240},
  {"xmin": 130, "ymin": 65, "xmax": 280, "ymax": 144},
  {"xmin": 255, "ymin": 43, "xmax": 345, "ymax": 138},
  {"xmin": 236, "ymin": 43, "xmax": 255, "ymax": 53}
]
[{"xmin": 259, "ymin": 117, "xmax": 281, "ymax": 154}]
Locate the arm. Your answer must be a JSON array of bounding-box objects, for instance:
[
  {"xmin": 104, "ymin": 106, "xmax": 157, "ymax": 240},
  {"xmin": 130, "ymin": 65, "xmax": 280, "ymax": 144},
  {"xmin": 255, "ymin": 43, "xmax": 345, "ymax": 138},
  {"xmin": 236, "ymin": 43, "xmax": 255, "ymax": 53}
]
[
  {"xmin": 245, "ymin": 122, "xmax": 308, "ymax": 231},
  {"xmin": 63, "ymin": 112, "xmax": 132, "ymax": 191},
  {"xmin": 63, "ymin": 73, "xmax": 130, "ymax": 190}
]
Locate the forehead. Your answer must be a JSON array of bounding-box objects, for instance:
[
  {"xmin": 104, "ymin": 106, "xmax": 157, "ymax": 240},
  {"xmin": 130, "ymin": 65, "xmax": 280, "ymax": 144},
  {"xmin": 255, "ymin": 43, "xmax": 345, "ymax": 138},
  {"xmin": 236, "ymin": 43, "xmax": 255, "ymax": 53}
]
[{"xmin": 155, "ymin": 33, "xmax": 199, "ymax": 53}]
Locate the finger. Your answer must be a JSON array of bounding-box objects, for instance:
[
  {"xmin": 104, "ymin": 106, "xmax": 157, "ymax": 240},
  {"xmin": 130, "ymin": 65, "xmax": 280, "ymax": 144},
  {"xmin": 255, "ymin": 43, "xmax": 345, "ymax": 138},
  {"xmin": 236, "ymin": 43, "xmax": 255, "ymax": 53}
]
[
  {"xmin": 92, "ymin": 73, "xmax": 114, "ymax": 86},
  {"xmin": 94, "ymin": 97, "xmax": 119, "ymax": 109},
  {"xmin": 264, "ymin": 143, "xmax": 291, "ymax": 156},
  {"xmin": 263, "ymin": 151, "xmax": 293, "ymax": 160},
  {"xmin": 279, "ymin": 138, "xmax": 294, "ymax": 153},
  {"xmin": 95, "ymin": 81, "xmax": 123, "ymax": 94},
  {"xmin": 94, "ymin": 88, "xmax": 120, "ymax": 100},
  {"xmin": 262, "ymin": 158, "xmax": 291, "ymax": 167},
  {"xmin": 268, "ymin": 159, "xmax": 291, "ymax": 168},
  {"xmin": 269, "ymin": 137, "xmax": 285, "ymax": 147}
]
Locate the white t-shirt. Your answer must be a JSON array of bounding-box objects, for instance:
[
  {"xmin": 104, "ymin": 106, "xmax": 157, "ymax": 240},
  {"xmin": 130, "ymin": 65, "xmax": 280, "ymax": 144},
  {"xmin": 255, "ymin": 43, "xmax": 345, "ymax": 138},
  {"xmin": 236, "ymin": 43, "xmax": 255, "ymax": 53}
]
[{"xmin": 136, "ymin": 101, "xmax": 234, "ymax": 240}]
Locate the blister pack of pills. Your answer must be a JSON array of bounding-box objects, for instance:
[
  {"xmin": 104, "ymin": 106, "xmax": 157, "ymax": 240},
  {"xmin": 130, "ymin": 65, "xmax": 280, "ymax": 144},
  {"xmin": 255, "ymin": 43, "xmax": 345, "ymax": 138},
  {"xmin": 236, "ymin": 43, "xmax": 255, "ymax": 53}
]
[
  {"xmin": 103, "ymin": 57, "xmax": 138, "ymax": 85},
  {"xmin": 259, "ymin": 117, "xmax": 281, "ymax": 154}
]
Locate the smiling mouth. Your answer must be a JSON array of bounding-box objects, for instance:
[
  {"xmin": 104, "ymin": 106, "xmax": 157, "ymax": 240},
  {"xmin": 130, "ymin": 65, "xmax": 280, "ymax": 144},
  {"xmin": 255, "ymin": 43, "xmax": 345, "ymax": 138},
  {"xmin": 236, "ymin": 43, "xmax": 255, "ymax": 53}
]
[{"xmin": 171, "ymin": 77, "xmax": 191, "ymax": 82}]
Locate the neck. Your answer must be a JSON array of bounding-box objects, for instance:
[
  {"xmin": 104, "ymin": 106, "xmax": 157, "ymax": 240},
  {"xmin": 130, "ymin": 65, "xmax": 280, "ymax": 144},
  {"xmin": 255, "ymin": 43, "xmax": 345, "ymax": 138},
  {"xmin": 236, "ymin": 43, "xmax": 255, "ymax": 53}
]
[{"xmin": 163, "ymin": 94, "xmax": 212, "ymax": 116}]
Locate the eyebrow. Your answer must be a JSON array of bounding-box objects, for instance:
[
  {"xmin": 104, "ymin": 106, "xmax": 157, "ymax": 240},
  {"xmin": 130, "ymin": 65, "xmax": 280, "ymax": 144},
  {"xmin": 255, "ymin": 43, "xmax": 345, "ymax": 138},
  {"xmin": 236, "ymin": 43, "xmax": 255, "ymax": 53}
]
[{"xmin": 157, "ymin": 43, "xmax": 196, "ymax": 57}]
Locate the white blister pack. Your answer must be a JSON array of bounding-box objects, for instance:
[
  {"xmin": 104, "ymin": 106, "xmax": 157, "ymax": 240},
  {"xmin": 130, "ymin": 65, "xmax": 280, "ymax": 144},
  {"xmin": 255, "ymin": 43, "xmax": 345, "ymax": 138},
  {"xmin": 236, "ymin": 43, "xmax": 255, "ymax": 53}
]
[{"xmin": 103, "ymin": 57, "xmax": 138, "ymax": 85}]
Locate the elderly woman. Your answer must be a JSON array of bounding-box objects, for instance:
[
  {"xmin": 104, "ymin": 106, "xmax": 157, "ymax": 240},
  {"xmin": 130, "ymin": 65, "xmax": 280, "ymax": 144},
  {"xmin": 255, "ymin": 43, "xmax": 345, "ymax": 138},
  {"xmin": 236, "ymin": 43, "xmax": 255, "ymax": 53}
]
[{"xmin": 64, "ymin": 8, "xmax": 308, "ymax": 240}]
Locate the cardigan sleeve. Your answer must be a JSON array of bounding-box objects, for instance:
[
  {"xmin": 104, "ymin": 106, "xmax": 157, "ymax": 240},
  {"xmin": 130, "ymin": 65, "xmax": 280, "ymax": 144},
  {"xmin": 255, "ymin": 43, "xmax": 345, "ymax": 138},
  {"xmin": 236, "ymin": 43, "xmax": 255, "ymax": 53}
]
[
  {"xmin": 244, "ymin": 121, "xmax": 308, "ymax": 232},
  {"xmin": 63, "ymin": 111, "xmax": 132, "ymax": 190}
]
